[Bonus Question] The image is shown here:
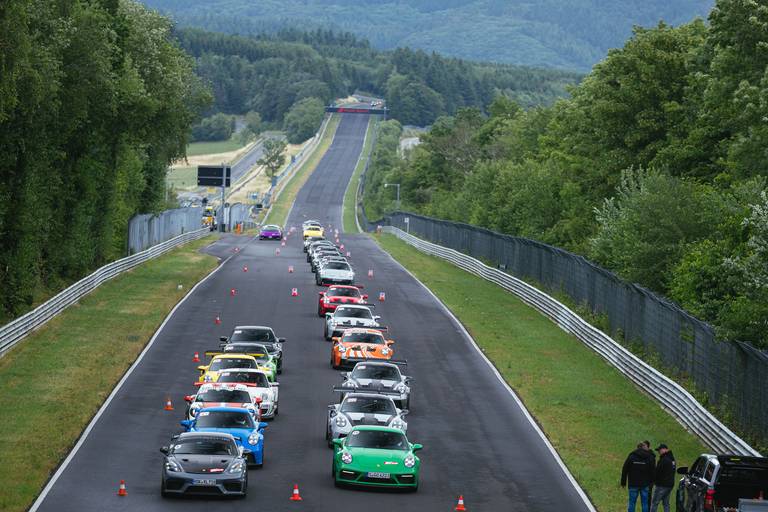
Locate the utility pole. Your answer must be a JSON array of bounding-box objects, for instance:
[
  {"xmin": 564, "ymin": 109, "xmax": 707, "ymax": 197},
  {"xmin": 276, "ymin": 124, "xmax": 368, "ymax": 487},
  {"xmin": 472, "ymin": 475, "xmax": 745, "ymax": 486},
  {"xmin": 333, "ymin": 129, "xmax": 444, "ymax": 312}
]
[{"xmin": 384, "ymin": 183, "xmax": 400, "ymax": 211}]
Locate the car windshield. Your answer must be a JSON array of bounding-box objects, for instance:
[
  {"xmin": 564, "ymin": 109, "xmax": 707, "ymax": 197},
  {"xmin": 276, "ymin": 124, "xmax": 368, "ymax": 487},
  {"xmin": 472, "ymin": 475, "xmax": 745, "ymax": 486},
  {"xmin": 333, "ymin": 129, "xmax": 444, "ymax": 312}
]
[
  {"xmin": 341, "ymin": 396, "xmax": 396, "ymax": 414},
  {"xmin": 328, "ymin": 288, "xmax": 360, "ymax": 298},
  {"xmin": 195, "ymin": 411, "xmax": 255, "ymax": 429},
  {"xmin": 209, "ymin": 358, "xmax": 256, "ymax": 371},
  {"xmin": 336, "ymin": 308, "xmax": 372, "ymax": 319},
  {"xmin": 346, "ymin": 430, "xmax": 409, "ymax": 450},
  {"xmin": 228, "ymin": 342, "xmax": 277, "ymax": 354},
  {"xmin": 196, "ymin": 390, "xmax": 252, "ymax": 403},
  {"xmin": 172, "ymin": 438, "xmax": 237, "ymax": 456},
  {"xmin": 230, "ymin": 328, "xmax": 276, "ymax": 343},
  {"xmin": 218, "ymin": 371, "xmax": 269, "ymax": 387},
  {"xmin": 263, "ymin": 225, "xmax": 280, "ymax": 231},
  {"xmin": 326, "ymin": 262, "xmax": 350, "ymax": 271},
  {"xmin": 342, "ymin": 332, "xmax": 385, "ymax": 345},
  {"xmin": 352, "ymin": 365, "xmax": 399, "ymax": 380}
]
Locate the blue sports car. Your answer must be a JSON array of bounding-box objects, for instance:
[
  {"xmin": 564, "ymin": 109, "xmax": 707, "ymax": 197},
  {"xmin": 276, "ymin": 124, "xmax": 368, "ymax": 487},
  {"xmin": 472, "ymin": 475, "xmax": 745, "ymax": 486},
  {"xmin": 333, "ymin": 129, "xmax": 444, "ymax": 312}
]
[{"xmin": 181, "ymin": 407, "xmax": 267, "ymax": 467}]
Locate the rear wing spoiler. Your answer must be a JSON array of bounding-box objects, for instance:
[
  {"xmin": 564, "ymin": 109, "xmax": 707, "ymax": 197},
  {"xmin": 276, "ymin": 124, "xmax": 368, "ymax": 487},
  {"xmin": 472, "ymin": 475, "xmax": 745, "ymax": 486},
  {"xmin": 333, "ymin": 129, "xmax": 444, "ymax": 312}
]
[
  {"xmin": 332, "ymin": 385, "xmax": 402, "ymax": 398},
  {"xmin": 320, "ymin": 283, "xmax": 365, "ymax": 289},
  {"xmin": 347, "ymin": 359, "xmax": 407, "ymax": 367},
  {"xmin": 335, "ymin": 323, "xmax": 386, "ymax": 331},
  {"xmin": 204, "ymin": 350, "xmax": 267, "ymax": 359},
  {"xmin": 194, "ymin": 381, "xmax": 279, "ymax": 388}
]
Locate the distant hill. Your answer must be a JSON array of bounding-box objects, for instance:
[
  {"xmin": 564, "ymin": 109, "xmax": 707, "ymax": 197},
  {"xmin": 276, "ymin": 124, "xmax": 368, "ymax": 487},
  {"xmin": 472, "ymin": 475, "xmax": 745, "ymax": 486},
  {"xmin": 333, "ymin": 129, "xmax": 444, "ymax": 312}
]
[{"xmin": 140, "ymin": 0, "xmax": 713, "ymax": 71}]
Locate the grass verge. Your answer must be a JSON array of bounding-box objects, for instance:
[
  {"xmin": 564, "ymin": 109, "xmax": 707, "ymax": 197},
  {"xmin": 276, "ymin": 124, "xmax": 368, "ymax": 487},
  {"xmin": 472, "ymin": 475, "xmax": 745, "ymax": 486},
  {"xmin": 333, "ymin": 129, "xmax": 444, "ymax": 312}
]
[
  {"xmin": 265, "ymin": 115, "xmax": 341, "ymax": 226},
  {"xmin": 342, "ymin": 116, "xmax": 376, "ymax": 233},
  {"xmin": 374, "ymin": 233, "xmax": 707, "ymax": 511},
  {"xmin": 185, "ymin": 136, "xmax": 247, "ymax": 157},
  {"xmin": 0, "ymin": 236, "xmax": 219, "ymax": 512}
]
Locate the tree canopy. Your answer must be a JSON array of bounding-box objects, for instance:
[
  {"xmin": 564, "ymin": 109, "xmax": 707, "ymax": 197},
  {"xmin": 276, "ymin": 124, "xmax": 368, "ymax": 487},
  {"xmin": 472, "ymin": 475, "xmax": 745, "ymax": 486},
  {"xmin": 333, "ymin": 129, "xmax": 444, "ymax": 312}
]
[{"xmin": 364, "ymin": 0, "xmax": 768, "ymax": 349}]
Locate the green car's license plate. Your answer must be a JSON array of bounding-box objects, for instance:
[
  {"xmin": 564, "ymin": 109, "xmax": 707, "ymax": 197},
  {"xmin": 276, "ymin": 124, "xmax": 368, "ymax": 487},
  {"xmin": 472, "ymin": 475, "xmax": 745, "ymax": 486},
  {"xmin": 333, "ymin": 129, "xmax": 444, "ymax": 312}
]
[
  {"xmin": 367, "ymin": 472, "xmax": 390, "ymax": 479},
  {"xmin": 193, "ymin": 479, "xmax": 216, "ymax": 485}
]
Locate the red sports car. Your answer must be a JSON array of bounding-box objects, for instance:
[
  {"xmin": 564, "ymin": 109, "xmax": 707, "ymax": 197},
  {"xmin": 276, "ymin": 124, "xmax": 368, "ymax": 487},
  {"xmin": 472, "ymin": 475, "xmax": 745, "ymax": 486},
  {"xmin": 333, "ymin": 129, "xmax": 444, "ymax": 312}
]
[{"xmin": 317, "ymin": 285, "xmax": 368, "ymax": 317}]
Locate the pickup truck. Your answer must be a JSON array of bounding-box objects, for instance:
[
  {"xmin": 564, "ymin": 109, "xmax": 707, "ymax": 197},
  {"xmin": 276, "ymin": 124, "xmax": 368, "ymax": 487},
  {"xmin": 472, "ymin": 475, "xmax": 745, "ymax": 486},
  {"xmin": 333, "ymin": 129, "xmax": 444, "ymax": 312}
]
[{"xmin": 676, "ymin": 454, "xmax": 767, "ymax": 511}]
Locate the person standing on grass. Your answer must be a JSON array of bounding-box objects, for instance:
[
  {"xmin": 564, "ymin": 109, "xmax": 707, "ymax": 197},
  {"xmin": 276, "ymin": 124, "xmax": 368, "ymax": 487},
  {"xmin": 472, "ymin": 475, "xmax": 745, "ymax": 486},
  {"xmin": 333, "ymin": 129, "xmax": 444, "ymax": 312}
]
[
  {"xmin": 643, "ymin": 440, "xmax": 656, "ymax": 503},
  {"xmin": 621, "ymin": 441, "xmax": 656, "ymax": 512},
  {"xmin": 651, "ymin": 444, "xmax": 676, "ymax": 512}
]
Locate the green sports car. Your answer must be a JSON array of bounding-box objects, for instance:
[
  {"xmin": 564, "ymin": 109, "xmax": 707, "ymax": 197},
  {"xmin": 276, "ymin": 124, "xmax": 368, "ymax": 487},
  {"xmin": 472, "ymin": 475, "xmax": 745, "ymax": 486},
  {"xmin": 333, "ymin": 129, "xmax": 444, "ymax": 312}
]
[{"xmin": 332, "ymin": 426, "xmax": 422, "ymax": 490}]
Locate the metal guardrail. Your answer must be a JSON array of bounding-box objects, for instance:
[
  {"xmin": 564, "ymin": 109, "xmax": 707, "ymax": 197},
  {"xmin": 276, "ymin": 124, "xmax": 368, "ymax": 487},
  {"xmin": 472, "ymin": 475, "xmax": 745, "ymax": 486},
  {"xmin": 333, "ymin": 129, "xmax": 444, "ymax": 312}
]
[
  {"xmin": 0, "ymin": 227, "xmax": 210, "ymax": 357},
  {"xmin": 382, "ymin": 225, "xmax": 761, "ymax": 456}
]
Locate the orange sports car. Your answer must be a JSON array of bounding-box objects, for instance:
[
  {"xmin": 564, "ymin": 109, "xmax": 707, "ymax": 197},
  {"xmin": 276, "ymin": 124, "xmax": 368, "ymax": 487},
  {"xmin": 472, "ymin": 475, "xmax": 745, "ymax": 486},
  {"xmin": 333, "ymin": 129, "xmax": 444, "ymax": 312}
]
[{"xmin": 330, "ymin": 328, "xmax": 394, "ymax": 370}]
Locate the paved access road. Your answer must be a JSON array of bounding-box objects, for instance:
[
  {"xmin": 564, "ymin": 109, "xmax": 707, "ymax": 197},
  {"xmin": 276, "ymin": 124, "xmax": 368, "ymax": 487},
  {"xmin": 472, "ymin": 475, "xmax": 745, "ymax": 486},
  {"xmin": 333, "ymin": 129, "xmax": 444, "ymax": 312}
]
[{"xmin": 31, "ymin": 113, "xmax": 592, "ymax": 511}]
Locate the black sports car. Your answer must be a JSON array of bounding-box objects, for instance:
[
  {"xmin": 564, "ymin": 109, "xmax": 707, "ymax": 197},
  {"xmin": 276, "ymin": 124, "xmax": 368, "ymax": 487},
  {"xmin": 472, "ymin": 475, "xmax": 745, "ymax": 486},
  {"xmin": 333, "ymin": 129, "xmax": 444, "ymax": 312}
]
[{"xmin": 160, "ymin": 432, "xmax": 248, "ymax": 498}]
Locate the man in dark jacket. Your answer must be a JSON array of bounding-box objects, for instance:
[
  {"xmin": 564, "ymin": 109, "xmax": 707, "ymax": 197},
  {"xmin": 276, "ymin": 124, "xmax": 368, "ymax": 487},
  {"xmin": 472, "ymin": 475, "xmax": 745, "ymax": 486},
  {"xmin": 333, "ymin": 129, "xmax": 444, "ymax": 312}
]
[
  {"xmin": 621, "ymin": 442, "xmax": 656, "ymax": 512},
  {"xmin": 651, "ymin": 444, "xmax": 676, "ymax": 512}
]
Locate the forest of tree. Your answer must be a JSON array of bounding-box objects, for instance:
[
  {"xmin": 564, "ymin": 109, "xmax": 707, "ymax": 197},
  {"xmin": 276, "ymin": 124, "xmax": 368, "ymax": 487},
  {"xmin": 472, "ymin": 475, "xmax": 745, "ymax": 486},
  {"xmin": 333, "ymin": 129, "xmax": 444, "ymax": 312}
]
[
  {"xmin": 0, "ymin": 0, "xmax": 208, "ymax": 320},
  {"xmin": 140, "ymin": 0, "xmax": 713, "ymax": 71},
  {"xmin": 175, "ymin": 28, "xmax": 581, "ymax": 128},
  {"xmin": 364, "ymin": 0, "xmax": 768, "ymax": 350}
]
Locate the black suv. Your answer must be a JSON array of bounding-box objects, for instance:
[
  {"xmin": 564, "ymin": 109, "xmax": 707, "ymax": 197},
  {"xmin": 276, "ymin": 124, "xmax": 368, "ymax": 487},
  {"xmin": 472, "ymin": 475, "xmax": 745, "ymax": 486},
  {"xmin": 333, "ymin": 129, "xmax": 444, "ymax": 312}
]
[{"xmin": 676, "ymin": 454, "xmax": 767, "ymax": 511}]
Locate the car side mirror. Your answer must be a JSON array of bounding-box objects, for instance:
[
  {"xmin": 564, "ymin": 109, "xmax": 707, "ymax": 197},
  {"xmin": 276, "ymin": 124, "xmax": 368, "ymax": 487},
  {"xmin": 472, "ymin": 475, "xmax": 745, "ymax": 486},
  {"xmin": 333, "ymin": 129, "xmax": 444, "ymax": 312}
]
[
  {"xmin": 412, "ymin": 443, "xmax": 423, "ymax": 452},
  {"xmin": 270, "ymin": 382, "xmax": 280, "ymax": 387},
  {"xmin": 332, "ymin": 438, "xmax": 343, "ymax": 448},
  {"xmin": 184, "ymin": 395, "xmax": 193, "ymax": 403},
  {"xmin": 258, "ymin": 422, "xmax": 269, "ymax": 429},
  {"xmin": 362, "ymin": 294, "xmax": 368, "ymax": 300},
  {"xmin": 325, "ymin": 313, "xmax": 332, "ymax": 318},
  {"xmin": 197, "ymin": 365, "xmax": 207, "ymax": 372},
  {"xmin": 179, "ymin": 419, "xmax": 193, "ymax": 429},
  {"xmin": 677, "ymin": 467, "xmax": 688, "ymax": 475},
  {"xmin": 159, "ymin": 446, "xmax": 169, "ymax": 455},
  {"xmin": 278, "ymin": 338, "xmax": 286, "ymax": 343},
  {"xmin": 241, "ymin": 448, "xmax": 252, "ymax": 456},
  {"xmin": 400, "ymin": 409, "xmax": 409, "ymax": 417},
  {"xmin": 219, "ymin": 336, "xmax": 228, "ymax": 342},
  {"xmin": 328, "ymin": 404, "xmax": 336, "ymax": 410},
  {"xmin": 386, "ymin": 340, "xmax": 394, "ymax": 346},
  {"xmin": 341, "ymin": 372, "xmax": 349, "ymax": 379},
  {"xmin": 374, "ymin": 315, "xmax": 381, "ymax": 320},
  {"xmin": 319, "ymin": 292, "xmax": 325, "ymax": 296}
]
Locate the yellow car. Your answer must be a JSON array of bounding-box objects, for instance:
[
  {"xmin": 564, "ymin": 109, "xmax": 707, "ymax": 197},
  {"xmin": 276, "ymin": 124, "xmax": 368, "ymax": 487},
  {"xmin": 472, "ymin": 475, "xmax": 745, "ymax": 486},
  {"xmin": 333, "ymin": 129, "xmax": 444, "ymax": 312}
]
[
  {"xmin": 303, "ymin": 225, "xmax": 324, "ymax": 239},
  {"xmin": 198, "ymin": 354, "xmax": 262, "ymax": 383},
  {"xmin": 203, "ymin": 348, "xmax": 277, "ymax": 382}
]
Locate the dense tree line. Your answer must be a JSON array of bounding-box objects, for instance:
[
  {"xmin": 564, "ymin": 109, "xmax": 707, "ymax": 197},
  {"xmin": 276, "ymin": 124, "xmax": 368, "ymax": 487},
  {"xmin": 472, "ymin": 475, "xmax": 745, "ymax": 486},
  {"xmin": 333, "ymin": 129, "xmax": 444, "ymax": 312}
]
[
  {"xmin": 141, "ymin": 0, "xmax": 712, "ymax": 71},
  {"xmin": 191, "ymin": 113, "xmax": 235, "ymax": 141},
  {"xmin": 364, "ymin": 0, "xmax": 768, "ymax": 350},
  {"xmin": 174, "ymin": 28, "xmax": 580, "ymax": 128},
  {"xmin": 0, "ymin": 0, "xmax": 207, "ymax": 320}
]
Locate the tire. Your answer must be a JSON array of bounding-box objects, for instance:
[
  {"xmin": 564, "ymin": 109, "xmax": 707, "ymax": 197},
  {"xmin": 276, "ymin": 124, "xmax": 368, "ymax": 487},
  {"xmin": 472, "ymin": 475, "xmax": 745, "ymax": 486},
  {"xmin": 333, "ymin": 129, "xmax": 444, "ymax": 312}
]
[
  {"xmin": 160, "ymin": 479, "xmax": 170, "ymax": 499},
  {"xmin": 274, "ymin": 404, "xmax": 279, "ymax": 416},
  {"xmin": 324, "ymin": 326, "xmax": 331, "ymax": 341},
  {"xmin": 318, "ymin": 304, "xmax": 325, "ymax": 317},
  {"xmin": 255, "ymin": 448, "xmax": 264, "ymax": 469},
  {"xmin": 237, "ymin": 476, "xmax": 248, "ymax": 499}
]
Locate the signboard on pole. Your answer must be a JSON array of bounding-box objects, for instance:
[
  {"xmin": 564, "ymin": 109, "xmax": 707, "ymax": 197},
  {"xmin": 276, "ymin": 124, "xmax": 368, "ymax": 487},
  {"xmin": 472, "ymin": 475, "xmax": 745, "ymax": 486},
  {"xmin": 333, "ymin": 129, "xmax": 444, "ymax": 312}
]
[{"xmin": 197, "ymin": 166, "xmax": 231, "ymax": 187}]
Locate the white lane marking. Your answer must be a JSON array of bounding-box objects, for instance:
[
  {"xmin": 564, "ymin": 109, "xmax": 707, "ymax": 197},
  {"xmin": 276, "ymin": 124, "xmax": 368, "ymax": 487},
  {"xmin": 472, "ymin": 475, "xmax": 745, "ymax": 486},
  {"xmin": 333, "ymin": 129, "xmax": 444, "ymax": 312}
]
[
  {"xmin": 29, "ymin": 253, "xmax": 232, "ymax": 512},
  {"xmin": 375, "ymin": 240, "xmax": 597, "ymax": 511}
]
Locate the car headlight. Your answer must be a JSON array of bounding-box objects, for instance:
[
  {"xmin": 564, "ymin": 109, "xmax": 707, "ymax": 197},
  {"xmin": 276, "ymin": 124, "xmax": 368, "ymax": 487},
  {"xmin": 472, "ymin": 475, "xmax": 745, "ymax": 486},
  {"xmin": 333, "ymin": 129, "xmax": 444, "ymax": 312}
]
[
  {"xmin": 203, "ymin": 374, "xmax": 213, "ymax": 382},
  {"xmin": 165, "ymin": 459, "xmax": 182, "ymax": 472},
  {"xmin": 390, "ymin": 418, "xmax": 406, "ymax": 431},
  {"xmin": 248, "ymin": 432, "xmax": 260, "ymax": 445},
  {"xmin": 341, "ymin": 451, "xmax": 353, "ymax": 464},
  {"xmin": 335, "ymin": 415, "xmax": 348, "ymax": 427},
  {"xmin": 394, "ymin": 383, "xmax": 407, "ymax": 393},
  {"xmin": 404, "ymin": 454, "xmax": 416, "ymax": 468},
  {"xmin": 381, "ymin": 348, "xmax": 390, "ymax": 355},
  {"xmin": 228, "ymin": 460, "xmax": 246, "ymax": 474}
]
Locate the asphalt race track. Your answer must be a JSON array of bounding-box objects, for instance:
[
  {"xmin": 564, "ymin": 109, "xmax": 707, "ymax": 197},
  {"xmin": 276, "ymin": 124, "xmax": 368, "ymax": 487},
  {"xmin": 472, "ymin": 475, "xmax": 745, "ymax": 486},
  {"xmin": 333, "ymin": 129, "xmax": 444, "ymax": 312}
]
[{"xmin": 32, "ymin": 114, "xmax": 592, "ymax": 511}]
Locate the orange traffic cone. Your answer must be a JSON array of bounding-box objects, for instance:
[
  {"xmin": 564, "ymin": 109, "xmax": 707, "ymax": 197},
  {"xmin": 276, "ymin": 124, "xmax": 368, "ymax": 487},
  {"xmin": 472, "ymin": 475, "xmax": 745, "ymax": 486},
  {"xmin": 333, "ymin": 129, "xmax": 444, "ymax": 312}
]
[
  {"xmin": 230, "ymin": 288, "xmax": 236, "ymax": 296},
  {"xmin": 281, "ymin": 241, "xmax": 286, "ymax": 247},
  {"xmin": 242, "ymin": 265, "xmax": 248, "ymax": 272},
  {"xmin": 455, "ymin": 495, "xmax": 466, "ymax": 511},
  {"xmin": 291, "ymin": 288, "xmax": 299, "ymax": 297},
  {"xmin": 288, "ymin": 265, "xmax": 294, "ymax": 273},
  {"xmin": 192, "ymin": 352, "xmax": 200, "ymax": 363},
  {"xmin": 379, "ymin": 292, "xmax": 386, "ymax": 302},
  {"xmin": 289, "ymin": 483, "xmax": 303, "ymax": 501},
  {"xmin": 276, "ymin": 248, "xmax": 281, "ymax": 256},
  {"xmin": 346, "ymin": 251, "xmax": 351, "ymax": 257},
  {"xmin": 117, "ymin": 480, "xmax": 127, "ymax": 497},
  {"xmin": 164, "ymin": 397, "xmax": 174, "ymax": 411},
  {"xmin": 368, "ymin": 269, "xmax": 374, "ymax": 279},
  {"xmin": 215, "ymin": 316, "xmax": 221, "ymax": 325}
]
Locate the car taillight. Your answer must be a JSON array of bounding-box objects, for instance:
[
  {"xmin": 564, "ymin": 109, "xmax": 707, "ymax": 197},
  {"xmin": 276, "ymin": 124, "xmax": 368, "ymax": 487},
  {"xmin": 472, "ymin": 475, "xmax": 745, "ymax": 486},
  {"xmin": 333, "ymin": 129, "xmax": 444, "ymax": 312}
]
[{"xmin": 704, "ymin": 489, "xmax": 715, "ymax": 510}]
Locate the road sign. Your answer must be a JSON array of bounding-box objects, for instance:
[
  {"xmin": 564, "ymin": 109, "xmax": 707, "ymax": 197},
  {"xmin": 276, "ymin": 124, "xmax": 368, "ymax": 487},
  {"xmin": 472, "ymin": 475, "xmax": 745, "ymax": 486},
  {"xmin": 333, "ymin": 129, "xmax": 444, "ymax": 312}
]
[{"xmin": 197, "ymin": 166, "xmax": 231, "ymax": 187}]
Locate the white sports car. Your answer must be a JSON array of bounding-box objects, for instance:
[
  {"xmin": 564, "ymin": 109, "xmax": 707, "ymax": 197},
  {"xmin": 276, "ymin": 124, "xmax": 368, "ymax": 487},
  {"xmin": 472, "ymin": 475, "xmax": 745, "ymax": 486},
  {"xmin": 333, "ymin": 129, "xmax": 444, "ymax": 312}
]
[
  {"xmin": 325, "ymin": 391, "xmax": 408, "ymax": 447},
  {"xmin": 316, "ymin": 260, "xmax": 355, "ymax": 286},
  {"xmin": 212, "ymin": 368, "xmax": 279, "ymax": 418},
  {"xmin": 324, "ymin": 305, "xmax": 380, "ymax": 340}
]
